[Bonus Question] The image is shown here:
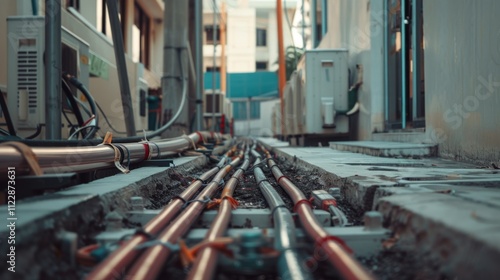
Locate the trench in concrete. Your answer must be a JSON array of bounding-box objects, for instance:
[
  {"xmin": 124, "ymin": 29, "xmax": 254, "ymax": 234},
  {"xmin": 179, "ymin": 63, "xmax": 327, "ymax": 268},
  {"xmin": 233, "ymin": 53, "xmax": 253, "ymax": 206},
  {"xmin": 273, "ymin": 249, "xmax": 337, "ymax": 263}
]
[{"xmin": 0, "ymin": 155, "xmax": 210, "ymax": 280}]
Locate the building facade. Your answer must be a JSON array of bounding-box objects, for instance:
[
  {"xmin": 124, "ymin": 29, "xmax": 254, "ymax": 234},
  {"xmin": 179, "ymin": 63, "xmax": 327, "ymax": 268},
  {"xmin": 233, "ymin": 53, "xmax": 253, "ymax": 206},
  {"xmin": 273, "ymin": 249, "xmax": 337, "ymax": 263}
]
[
  {"xmin": 313, "ymin": 0, "xmax": 500, "ymax": 165},
  {"xmin": 202, "ymin": 0, "xmax": 297, "ymax": 136},
  {"xmin": 0, "ymin": 0, "xmax": 165, "ymax": 138}
]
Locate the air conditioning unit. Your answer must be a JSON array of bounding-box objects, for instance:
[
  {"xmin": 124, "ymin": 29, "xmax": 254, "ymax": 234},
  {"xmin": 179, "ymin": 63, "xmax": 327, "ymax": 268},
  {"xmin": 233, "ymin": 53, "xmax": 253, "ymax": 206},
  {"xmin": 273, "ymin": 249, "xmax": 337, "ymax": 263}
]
[
  {"xmin": 272, "ymin": 102, "xmax": 281, "ymax": 136},
  {"xmin": 203, "ymin": 89, "xmax": 224, "ymax": 117},
  {"xmin": 290, "ymin": 70, "xmax": 304, "ymax": 135},
  {"xmin": 284, "ymin": 81, "xmax": 294, "ymax": 136},
  {"xmin": 296, "ymin": 49, "xmax": 349, "ymax": 134},
  {"xmin": 7, "ymin": 16, "xmax": 90, "ymax": 134}
]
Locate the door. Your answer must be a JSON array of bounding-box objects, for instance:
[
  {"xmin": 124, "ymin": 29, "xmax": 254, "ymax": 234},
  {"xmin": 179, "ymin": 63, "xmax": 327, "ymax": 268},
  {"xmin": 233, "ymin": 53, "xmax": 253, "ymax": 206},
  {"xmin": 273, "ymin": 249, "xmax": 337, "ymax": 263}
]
[{"xmin": 385, "ymin": 0, "xmax": 425, "ymax": 130}]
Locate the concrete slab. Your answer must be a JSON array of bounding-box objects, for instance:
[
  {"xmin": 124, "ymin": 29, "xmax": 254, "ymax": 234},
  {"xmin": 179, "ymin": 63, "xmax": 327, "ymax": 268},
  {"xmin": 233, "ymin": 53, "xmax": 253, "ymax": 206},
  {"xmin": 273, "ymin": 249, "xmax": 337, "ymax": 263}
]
[
  {"xmin": 259, "ymin": 141, "xmax": 500, "ymax": 279},
  {"xmin": 329, "ymin": 141, "xmax": 437, "ymax": 158},
  {"xmin": 372, "ymin": 132, "xmax": 428, "ymax": 144},
  {"xmin": 59, "ymin": 156, "xmax": 200, "ymax": 197},
  {"xmin": 191, "ymin": 226, "xmax": 389, "ymax": 258},
  {"xmin": 94, "ymin": 227, "xmax": 388, "ymax": 258},
  {"xmin": 270, "ymin": 146, "xmax": 497, "ymax": 211},
  {"xmin": 257, "ymin": 137, "xmax": 289, "ymax": 148},
  {"xmin": 376, "ymin": 193, "xmax": 500, "ymax": 279},
  {"xmin": 127, "ymin": 208, "xmax": 333, "ymax": 228}
]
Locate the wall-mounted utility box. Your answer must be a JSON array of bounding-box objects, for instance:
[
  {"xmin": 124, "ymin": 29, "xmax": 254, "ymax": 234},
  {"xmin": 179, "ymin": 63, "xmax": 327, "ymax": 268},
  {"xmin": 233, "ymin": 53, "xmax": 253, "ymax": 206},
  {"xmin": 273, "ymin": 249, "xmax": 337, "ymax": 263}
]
[{"xmin": 297, "ymin": 49, "xmax": 349, "ymax": 134}]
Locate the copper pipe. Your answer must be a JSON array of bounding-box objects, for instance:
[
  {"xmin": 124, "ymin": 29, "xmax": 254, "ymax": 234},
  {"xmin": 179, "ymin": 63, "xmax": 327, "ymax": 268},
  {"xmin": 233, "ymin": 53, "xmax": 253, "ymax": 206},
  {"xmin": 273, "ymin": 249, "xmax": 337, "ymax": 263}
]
[
  {"xmin": 0, "ymin": 131, "xmax": 222, "ymax": 175},
  {"xmin": 86, "ymin": 149, "xmax": 232, "ymax": 280},
  {"xmin": 127, "ymin": 151, "xmax": 244, "ymax": 279},
  {"xmin": 252, "ymin": 149, "xmax": 312, "ymax": 280},
  {"xmin": 262, "ymin": 147, "xmax": 374, "ymax": 280},
  {"xmin": 187, "ymin": 147, "xmax": 250, "ymax": 280}
]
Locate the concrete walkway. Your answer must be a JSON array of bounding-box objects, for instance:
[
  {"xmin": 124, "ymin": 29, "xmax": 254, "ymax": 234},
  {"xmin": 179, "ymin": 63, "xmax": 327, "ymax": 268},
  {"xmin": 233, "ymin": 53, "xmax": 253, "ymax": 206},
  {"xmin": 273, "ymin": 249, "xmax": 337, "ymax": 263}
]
[{"xmin": 259, "ymin": 137, "xmax": 500, "ymax": 279}]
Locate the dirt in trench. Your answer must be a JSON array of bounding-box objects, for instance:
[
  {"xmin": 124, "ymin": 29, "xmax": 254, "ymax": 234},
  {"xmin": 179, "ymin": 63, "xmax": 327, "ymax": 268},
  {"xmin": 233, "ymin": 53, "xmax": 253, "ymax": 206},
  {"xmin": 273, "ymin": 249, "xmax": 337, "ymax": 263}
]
[
  {"xmin": 149, "ymin": 167, "xmax": 207, "ymax": 209},
  {"xmin": 273, "ymin": 156, "xmax": 365, "ymax": 225}
]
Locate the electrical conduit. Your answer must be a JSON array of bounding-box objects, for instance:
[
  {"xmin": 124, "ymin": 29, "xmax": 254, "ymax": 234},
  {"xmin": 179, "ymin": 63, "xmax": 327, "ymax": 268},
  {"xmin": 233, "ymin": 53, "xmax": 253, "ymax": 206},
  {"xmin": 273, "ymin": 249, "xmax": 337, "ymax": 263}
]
[
  {"xmin": 253, "ymin": 146, "xmax": 313, "ymax": 280},
  {"xmin": 86, "ymin": 149, "xmax": 233, "ymax": 280},
  {"xmin": 127, "ymin": 149, "xmax": 245, "ymax": 279},
  {"xmin": 187, "ymin": 144, "xmax": 251, "ymax": 280},
  {"xmin": 0, "ymin": 131, "xmax": 222, "ymax": 175},
  {"xmin": 261, "ymin": 145, "xmax": 374, "ymax": 280}
]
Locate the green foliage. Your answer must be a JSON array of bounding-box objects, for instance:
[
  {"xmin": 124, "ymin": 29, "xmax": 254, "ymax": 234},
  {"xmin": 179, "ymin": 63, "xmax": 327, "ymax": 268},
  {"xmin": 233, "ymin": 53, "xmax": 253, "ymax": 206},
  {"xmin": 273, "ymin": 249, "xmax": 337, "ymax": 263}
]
[
  {"xmin": 284, "ymin": 46, "xmax": 304, "ymax": 80},
  {"xmin": 275, "ymin": 46, "xmax": 304, "ymax": 81}
]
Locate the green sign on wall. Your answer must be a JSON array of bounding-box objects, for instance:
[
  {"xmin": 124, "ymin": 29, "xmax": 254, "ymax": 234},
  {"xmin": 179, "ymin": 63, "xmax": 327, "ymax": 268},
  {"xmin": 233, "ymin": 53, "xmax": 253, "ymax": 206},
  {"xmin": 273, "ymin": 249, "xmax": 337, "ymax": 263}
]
[{"xmin": 89, "ymin": 52, "xmax": 109, "ymax": 80}]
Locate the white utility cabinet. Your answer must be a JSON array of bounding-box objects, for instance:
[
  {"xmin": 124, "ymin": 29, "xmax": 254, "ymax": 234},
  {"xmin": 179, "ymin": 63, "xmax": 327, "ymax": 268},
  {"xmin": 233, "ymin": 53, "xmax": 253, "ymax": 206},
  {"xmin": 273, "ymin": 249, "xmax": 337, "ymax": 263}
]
[{"xmin": 298, "ymin": 49, "xmax": 349, "ymax": 134}]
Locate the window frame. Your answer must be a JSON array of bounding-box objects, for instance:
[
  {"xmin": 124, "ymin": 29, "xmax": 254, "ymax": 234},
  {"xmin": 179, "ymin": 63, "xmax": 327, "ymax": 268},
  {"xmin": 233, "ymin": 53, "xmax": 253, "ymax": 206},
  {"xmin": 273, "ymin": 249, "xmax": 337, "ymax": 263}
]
[
  {"xmin": 256, "ymin": 28, "xmax": 267, "ymax": 47},
  {"xmin": 98, "ymin": 0, "xmax": 126, "ymax": 43},
  {"xmin": 133, "ymin": 2, "xmax": 151, "ymax": 68},
  {"xmin": 205, "ymin": 25, "xmax": 221, "ymax": 45},
  {"xmin": 66, "ymin": 0, "xmax": 80, "ymax": 11}
]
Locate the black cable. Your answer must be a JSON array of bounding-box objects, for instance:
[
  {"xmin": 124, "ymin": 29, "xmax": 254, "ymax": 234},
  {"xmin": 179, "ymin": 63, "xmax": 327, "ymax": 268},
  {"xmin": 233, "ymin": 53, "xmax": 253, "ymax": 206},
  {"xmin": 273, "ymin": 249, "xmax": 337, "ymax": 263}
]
[
  {"xmin": 68, "ymin": 125, "xmax": 98, "ymax": 140},
  {"xmin": 72, "ymin": 47, "xmax": 188, "ymax": 143},
  {"xmin": 25, "ymin": 124, "xmax": 42, "ymax": 139},
  {"xmin": 74, "ymin": 97, "xmax": 92, "ymax": 117},
  {"xmin": 65, "ymin": 75, "xmax": 99, "ymax": 139},
  {"xmin": 0, "ymin": 89, "xmax": 16, "ymax": 136},
  {"xmin": 62, "ymin": 77, "xmax": 86, "ymax": 137},
  {"xmin": 61, "ymin": 96, "xmax": 84, "ymax": 139},
  {"xmin": 62, "ymin": 108, "xmax": 75, "ymax": 130},
  {"xmin": 0, "ymin": 48, "xmax": 189, "ymax": 146},
  {"xmin": 95, "ymin": 101, "xmax": 127, "ymax": 135}
]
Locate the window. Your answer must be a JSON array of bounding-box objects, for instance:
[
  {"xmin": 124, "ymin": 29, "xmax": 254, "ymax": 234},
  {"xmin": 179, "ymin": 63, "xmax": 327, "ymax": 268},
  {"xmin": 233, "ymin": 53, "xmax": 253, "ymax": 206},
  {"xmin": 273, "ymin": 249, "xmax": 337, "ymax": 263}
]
[
  {"xmin": 205, "ymin": 93, "xmax": 221, "ymax": 114},
  {"xmin": 256, "ymin": 28, "xmax": 267, "ymax": 46},
  {"xmin": 205, "ymin": 26, "xmax": 220, "ymax": 44},
  {"xmin": 66, "ymin": 0, "xmax": 80, "ymax": 11},
  {"xmin": 96, "ymin": 0, "xmax": 126, "ymax": 41},
  {"xmin": 206, "ymin": 66, "xmax": 221, "ymax": 72},
  {"xmin": 256, "ymin": 62, "xmax": 268, "ymax": 71},
  {"xmin": 233, "ymin": 101, "xmax": 260, "ymax": 120},
  {"xmin": 132, "ymin": 3, "xmax": 150, "ymax": 68},
  {"xmin": 316, "ymin": 23, "xmax": 323, "ymax": 42}
]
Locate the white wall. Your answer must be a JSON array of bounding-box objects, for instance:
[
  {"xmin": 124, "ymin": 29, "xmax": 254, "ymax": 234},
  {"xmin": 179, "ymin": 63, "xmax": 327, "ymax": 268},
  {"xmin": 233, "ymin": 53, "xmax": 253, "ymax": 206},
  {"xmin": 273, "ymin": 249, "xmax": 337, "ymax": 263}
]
[
  {"xmin": 227, "ymin": 8, "xmax": 256, "ymax": 72},
  {"xmin": 203, "ymin": 4, "xmax": 296, "ymax": 73},
  {"xmin": 423, "ymin": 0, "xmax": 500, "ymax": 165},
  {"xmin": 234, "ymin": 99, "xmax": 278, "ymax": 136}
]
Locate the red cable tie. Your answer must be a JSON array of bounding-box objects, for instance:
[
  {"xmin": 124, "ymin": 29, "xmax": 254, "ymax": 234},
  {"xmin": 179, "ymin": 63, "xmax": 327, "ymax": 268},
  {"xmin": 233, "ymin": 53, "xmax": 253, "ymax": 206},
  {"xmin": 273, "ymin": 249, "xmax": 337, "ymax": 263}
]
[
  {"xmin": 276, "ymin": 174, "xmax": 288, "ymax": 184},
  {"xmin": 207, "ymin": 196, "xmax": 239, "ymax": 210},
  {"xmin": 142, "ymin": 143, "xmax": 150, "ymax": 160},
  {"xmin": 316, "ymin": 236, "xmax": 354, "ymax": 255},
  {"xmin": 223, "ymin": 196, "xmax": 239, "ymax": 209},
  {"xmin": 293, "ymin": 199, "xmax": 313, "ymax": 213},
  {"xmin": 195, "ymin": 131, "xmax": 205, "ymax": 144}
]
